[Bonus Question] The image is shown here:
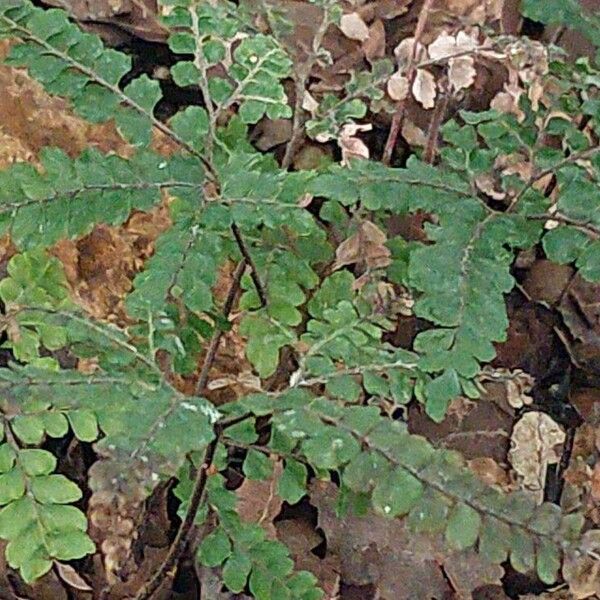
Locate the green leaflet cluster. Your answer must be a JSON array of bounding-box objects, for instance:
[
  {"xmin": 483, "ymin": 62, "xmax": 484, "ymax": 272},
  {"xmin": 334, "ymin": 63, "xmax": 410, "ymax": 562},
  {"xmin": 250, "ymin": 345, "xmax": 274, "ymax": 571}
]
[
  {"xmin": 164, "ymin": 0, "xmax": 292, "ymax": 128},
  {"xmin": 233, "ymin": 392, "xmax": 582, "ymax": 585},
  {"xmin": 541, "ymin": 165, "xmax": 600, "ymax": 281},
  {"xmin": 0, "ymin": 0, "xmax": 599, "ymax": 593},
  {"xmin": 175, "ymin": 474, "xmax": 322, "ymax": 600},
  {"xmin": 0, "ymin": 436, "xmax": 94, "ymax": 582},
  {"xmin": 0, "ymin": 249, "xmax": 219, "ymax": 581},
  {"xmin": 521, "ymin": 0, "xmax": 600, "ymax": 50}
]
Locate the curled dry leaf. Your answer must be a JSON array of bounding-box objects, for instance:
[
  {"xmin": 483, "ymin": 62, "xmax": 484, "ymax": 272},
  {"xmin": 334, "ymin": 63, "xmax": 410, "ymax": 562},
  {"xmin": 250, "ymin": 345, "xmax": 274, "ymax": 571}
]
[
  {"xmin": 402, "ymin": 119, "xmax": 427, "ymax": 146},
  {"xmin": 475, "ymin": 172, "xmax": 506, "ymax": 200},
  {"xmin": 491, "ymin": 81, "xmax": 526, "ymax": 121},
  {"xmin": 339, "ymin": 12, "xmax": 369, "ymax": 42},
  {"xmin": 509, "ymin": 411, "xmax": 566, "ymax": 502},
  {"xmin": 302, "ymin": 90, "xmax": 319, "ymax": 113},
  {"xmin": 339, "ymin": 123, "xmax": 371, "ymax": 165},
  {"xmin": 394, "ymin": 37, "xmax": 426, "ymax": 70},
  {"xmin": 387, "ymin": 70, "xmax": 410, "ymax": 101},
  {"xmin": 412, "ymin": 68, "xmax": 436, "ymax": 109},
  {"xmin": 428, "ymin": 30, "xmax": 479, "ymax": 61},
  {"xmin": 480, "ymin": 367, "xmax": 535, "ymax": 409},
  {"xmin": 448, "ymin": 56, "xmax": 477, "ymax": 91},
  {"xmin": 207, "ymin": 371, "xmax": 262, "ymax": 392},
  {"xmin": 334, "ymin": 220, "xmax": 391, "ymax": 271},
  {"xmin": 427, "ymin": 30, "xmax": 478, "ymax": 91},
  {"xmin": 54, "ymin": 562, "xmax": 93, "ymax": 592}
]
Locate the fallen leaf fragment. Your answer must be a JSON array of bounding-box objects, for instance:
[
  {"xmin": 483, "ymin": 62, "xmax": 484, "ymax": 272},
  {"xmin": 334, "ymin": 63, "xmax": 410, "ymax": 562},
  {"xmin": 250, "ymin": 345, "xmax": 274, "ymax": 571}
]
[
  {"xmin": 564, "ymin": 530, "xmax": 600, "ymax": 599},
  {"xmin": 54, "ymin": 562, "xmax": 93, "ymax": 592},
  {"xmin": 334, "ymin": 221, "xmax": 391, "ymax": 270},
  {"xmin": 236, "ymin": 459, "xmax": 283, "ymax": 540},
  {"xmin": 387, "ymin": 71, "xmax": 410, "ymax": 101},
  {"xmin": 509, "ymin": 411, "xmax": 565, "ymax": 502},
  {"xmin": 339, "ymin": 123, "xmax": 372, "ymax": 165},
  {"xmin": 312, "ymin": 480, "xmax": 503, "ymax": 599},
  {"xmin": 412, "ymin": 68, "xmax": 436, "ymax": 109},
  {"xmin": 339, "ymin": 12, "xmax": 369, "ymax": 42},
  {"xmin": 448, "ymin": 56, "xmax": 477, "ymax": 90},
  {"xmin": 363, "ymin": 19, "xmax": 385, "ymax": 63},
  {"xmin": 394, "ymin": 37, "xmax": 426, "ymax": 69}
]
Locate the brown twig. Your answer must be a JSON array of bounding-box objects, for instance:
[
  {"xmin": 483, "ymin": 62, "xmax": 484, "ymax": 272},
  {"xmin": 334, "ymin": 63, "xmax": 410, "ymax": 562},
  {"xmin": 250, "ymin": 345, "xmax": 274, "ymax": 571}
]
[
  {"xmin": 133, "ymin": 432, "xmax": 221, "ymax": 600},
  {"xmin": 382, "ymin": 0, "xmax": 435, "ymax": 165},
  {"xmin": 196, "ymin": 258, "xmax": 247, "ymax": 395},
  {"xmin": 423, "ymin": 88, "xmax": 450, "ymax": 164},
  {"xmin": 231, "ymin": 223, "xmax": 268, "ymax": 308}
]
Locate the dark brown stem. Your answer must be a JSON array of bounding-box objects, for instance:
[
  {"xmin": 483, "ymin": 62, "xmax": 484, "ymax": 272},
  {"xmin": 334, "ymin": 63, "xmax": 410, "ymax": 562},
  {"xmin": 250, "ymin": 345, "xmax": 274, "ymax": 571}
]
[
  {"xmin": 423, "ymin": 90, "xmax": 450, "ymax": 164},
  {"xmin": 135, "ymin": 260, "xmax": 249, "ymax": 600},
  {"xmin": 133, "ymin": 432, "xmax": 221, "ymax": 600},
  {"xmin": 382, "ymin": 0, "xmax": 435, "ymax": 165},
  {"xmin": 196, "ymin": 259, "xmax": 247, "ymax": 395},
  {"xmin": 231, "ymin": 223, "xmax": 268, "ymax": 307},
  {"xmin": 526, "ymin": 213, "xmax": 600, "ymax": 239}
]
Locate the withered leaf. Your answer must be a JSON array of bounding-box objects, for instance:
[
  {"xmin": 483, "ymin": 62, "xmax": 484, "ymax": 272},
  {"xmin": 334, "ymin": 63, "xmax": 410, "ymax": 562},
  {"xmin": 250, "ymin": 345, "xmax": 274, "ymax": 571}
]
[
  {"xmin": 334, "ymin": 221, "xmax": 391, "ymax": 271},
  {"xmin": 509, "ymin": 411, "xmax": 565, "ymax": 502},
  {"xmin": 236, "ymin": 459, "xmax": 283, "ymax": 540},
  {"xmin": 339, "ymin": 12, "xmax": 369, "ymax": 42},
  {"xmin": 412, "ymin": 68, "xmax": 436, "ymax": 109}
]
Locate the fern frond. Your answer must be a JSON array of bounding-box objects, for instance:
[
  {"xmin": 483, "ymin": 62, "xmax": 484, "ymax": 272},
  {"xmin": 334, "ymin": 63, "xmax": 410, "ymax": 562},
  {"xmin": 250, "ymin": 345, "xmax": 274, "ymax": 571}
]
[
  {"xmin": 540, "ymin": 165, "xmax": 600, "ymax": 281},
  {"xmin": 0, "ymin": 1, "xmax": 181, "ymax": 148},
  {"xmin": 0, "ymin": 149, "xmax": 181, "ymax": 248},
  {"xmin": 236, "ymin": 393, "xmax": 582, "ymax": 585},
  {"xmin": 176, "ymin": 473, "xmax": 324, "ymax": 599}
]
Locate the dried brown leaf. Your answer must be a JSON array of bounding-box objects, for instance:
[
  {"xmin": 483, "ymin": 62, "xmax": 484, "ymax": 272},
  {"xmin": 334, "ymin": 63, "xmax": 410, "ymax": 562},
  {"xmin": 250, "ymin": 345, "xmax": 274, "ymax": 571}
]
[
  {"xmin": 312, "ymin": 480, "xmax": 502, "ymax": 599},
  {"xmin": 394, "ymin": 37, "xmax": 426, "ymax": 70},
  {"xmin": 236, "ymin": 459, "xmax": 283, "ymax": 540},
  {"xmin": 448, "ymin": 56, "xmax": 477, "ymax": 90},
  {"xmin": 412, "ymin": 68, "xmax": 436, "ymax": 109},
  {"xmin": 339, "ymin": 12, "xmax": 369, "ymax": 42},
  {"xmin": 563, "ymin": 530, "xmax": 600, "ymax": 599},
  {"xmin": 387, "ymin": 71, "xmax": 410, "ymax": 101},
  {"xmin": 402, "ymin": 119, "xmax": 427, "ymax": 146},
  {"xmin": 333, "ymin": 221, "xmax": 391, "ymax": 271},
  {"xmin": 363, "ymin": 19, "xmax": 385, "ymax": 63},
  {"xmin": 468, "ymin": 457, "xmax": 512, "ymax": 491},
  {"xmin": 509, "ymin": 411, "xmax": 565, "ymax": 502},
  {"xmin": 54, "ymin": 563, "xmax": 93, "ymax": 593}
]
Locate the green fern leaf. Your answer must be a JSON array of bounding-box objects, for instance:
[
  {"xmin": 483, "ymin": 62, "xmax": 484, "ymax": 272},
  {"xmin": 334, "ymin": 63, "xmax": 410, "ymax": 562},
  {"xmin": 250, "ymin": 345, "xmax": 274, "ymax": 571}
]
[{"xmin": 0, "ymin": 2, "xmax": 162, "ymax": 146}]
